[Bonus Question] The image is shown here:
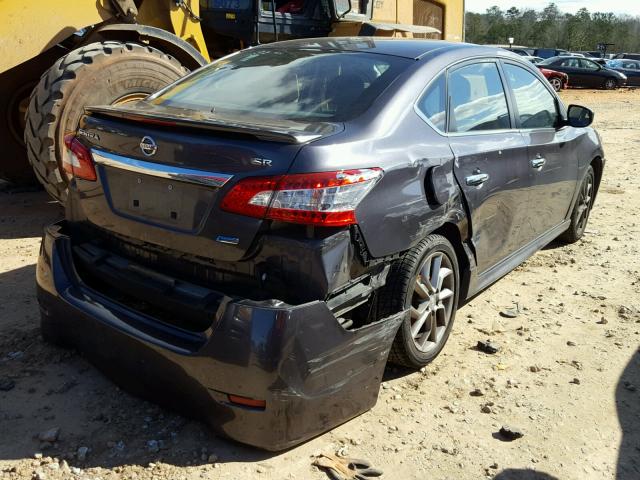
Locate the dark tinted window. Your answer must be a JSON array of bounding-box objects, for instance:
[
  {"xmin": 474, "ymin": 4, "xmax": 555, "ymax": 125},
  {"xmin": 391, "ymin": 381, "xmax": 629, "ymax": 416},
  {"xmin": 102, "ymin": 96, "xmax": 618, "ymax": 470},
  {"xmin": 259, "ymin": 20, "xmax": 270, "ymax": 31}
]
[
  {"xmin": 538, "ymin": 56, "xmax": 561, "ymax": 66},
  {"xmin": 561, "ymin": 58, "xmax": 581, "ymax": 68},
  {"xmin": 580, "ymin": 59, "xmax": 600, "ymax": 70},
  {"xmin": 417, "ymin": 74, "xmax": 446, "ymax": 132},
  {"xmin": 448, "ymin": 63, "xmax": 510, "ymax": 133},
  {"xmin": 148, "ymin": 49, "xmax": 411, "ymax": 122},
  {"xmin": 503, "ymin": 64, "xmax": 558, "ymax": 129}
]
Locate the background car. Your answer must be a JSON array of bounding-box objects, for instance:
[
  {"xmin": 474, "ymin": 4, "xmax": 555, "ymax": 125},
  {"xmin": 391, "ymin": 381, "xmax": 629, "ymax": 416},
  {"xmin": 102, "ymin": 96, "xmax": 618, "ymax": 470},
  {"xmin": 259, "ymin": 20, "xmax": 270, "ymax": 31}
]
[
  {"xmin": 538, "ymin": 56, "xmax": 627, "ymax": 89},
  {"xmin": 614, "ymin": 53, "xmax": 640, "ymax": 61},
  {"xmin": 502, "ymin": 47, "xmax": 534, "ymax": 56},
  {"xmin": 606, "ymin": 59, "xmax": 640, "ymax": 86},
  {"xmin": 534, "ymin": 47, "xmax": 569, "ymax": 58},
  {"xmin": 539, "ymin": 67, "xmax": 569, "ymax": 91}
]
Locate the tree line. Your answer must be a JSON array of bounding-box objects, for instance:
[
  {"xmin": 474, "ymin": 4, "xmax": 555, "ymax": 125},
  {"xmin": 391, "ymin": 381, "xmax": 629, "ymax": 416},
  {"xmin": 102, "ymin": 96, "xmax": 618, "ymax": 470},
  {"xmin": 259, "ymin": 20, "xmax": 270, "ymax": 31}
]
[{"xmin": 465, "ymin": 3, "xmax": 640, "ymax": 54}]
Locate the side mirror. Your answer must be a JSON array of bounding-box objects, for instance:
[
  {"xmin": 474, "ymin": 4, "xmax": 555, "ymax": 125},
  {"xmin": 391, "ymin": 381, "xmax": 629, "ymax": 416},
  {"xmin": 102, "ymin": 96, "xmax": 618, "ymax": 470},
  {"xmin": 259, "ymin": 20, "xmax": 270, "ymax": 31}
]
[{"xmin": 566, "ymin": 104, "xmax": 594, "ymax": 128}]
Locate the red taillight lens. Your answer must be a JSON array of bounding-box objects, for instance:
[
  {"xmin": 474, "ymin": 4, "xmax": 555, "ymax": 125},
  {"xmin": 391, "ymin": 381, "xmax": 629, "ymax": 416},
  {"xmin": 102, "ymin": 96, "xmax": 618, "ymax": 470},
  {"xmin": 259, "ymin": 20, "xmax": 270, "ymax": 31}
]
[
  {"xmin": 63, "ymin": 134, "xmax": 97, "ymax": 181},
  {"xmin": 220, "ymin": 176, "xmax": 282, "ymax": 218},
  {"xmin": 227, "ymin": 394, "xmax": 266, "ymax": 409},
  {"xmin": 220, "ymin": 168, "xmax": 382, "ymax": 227}
]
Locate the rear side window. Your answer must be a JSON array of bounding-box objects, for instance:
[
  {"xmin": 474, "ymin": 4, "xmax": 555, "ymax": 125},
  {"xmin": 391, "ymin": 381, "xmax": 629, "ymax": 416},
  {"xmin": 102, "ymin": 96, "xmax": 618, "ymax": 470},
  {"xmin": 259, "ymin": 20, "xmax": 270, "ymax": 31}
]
[
  {"xmin": 503, "ymin": 64, "xmax": 558, "ymax": 129},
  {"xmin": 561, "ymin": 58, "xmax": 580, "ymax": 68},
  {"xmin": 448, "ymin": 63, "xmax": 510, "ymax": 133},
  {"xmin": 417, "ymin": 74, "xmax": 446, "ymax": 132}
]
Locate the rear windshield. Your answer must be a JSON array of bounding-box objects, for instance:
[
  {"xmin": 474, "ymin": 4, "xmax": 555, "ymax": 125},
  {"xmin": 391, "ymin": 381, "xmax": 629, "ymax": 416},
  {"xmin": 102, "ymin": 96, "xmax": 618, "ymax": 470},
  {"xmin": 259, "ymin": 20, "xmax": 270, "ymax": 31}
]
[{"xmin": 147, "ymin": 48, "xmax": 411, "ymax": 122}]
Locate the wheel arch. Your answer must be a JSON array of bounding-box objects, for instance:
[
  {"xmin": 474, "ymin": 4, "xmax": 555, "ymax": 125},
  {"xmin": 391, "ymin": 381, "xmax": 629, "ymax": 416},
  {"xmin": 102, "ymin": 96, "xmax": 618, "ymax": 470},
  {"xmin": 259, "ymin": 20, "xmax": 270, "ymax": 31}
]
[
  {"xmin": 85, "ymin": 23, "xmax": 208, "ymax": 71},
  {"xmin": 590, "ymin": 155, "xmax": 604, "ymax": 200}
]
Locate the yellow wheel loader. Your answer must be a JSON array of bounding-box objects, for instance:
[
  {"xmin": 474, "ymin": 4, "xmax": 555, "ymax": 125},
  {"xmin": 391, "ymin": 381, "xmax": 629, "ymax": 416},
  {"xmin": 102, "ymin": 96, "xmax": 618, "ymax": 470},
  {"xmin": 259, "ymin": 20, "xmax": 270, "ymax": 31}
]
[{"xmin": 0, "ymin": 0, "xmax": 463, "ymax": 202}]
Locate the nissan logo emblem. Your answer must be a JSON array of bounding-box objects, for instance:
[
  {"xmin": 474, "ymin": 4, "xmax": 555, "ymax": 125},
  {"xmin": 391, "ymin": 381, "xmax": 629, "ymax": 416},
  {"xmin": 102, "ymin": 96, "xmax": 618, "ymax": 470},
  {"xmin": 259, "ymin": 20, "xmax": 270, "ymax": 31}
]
[{"xmin": 140, "ymin": 136, "xmax": 157, "ymax": 156}]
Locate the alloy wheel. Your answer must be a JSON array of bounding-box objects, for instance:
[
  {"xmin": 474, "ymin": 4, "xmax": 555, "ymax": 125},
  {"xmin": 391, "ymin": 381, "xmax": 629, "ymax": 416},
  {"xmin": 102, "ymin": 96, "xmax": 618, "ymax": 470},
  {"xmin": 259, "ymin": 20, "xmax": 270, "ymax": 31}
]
[
  {"xmin": 604, "ymin": 78, "xmax": 617, "ymax": 90},
  {"xmin": 576, "ymin": 172, "xmax": 594, "ymax": 235},
  {"xmin": 550, "ymin": 77, "xmax": 562, "ymax": 91},
  {"xmin": 410, "ymin": 251, "xmax": 455, "ymax": 353}
]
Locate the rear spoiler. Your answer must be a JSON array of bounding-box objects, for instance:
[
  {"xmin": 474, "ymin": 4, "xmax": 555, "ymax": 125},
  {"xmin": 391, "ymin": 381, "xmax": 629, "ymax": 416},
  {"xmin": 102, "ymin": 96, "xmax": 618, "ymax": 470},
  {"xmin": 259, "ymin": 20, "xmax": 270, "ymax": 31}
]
[{"xmin": 84, "ymin": 105, "xmax": 334, "ymax": 144}]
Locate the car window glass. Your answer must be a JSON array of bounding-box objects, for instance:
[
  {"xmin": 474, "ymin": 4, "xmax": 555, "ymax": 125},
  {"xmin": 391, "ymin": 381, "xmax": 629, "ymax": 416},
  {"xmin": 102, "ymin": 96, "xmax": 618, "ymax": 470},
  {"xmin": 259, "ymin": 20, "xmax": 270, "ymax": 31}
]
[
  {"xmin": 580, "ymin": 59, "xmax": 599, "ymax": 70},
  {"xmin": 503, "ymin": 64, "xmax": 558, "ymax": 129},
  {"xmin": 561, "ymin": 58, "xmax": 580, "ymax": 68},
  {"xmin": 417, "ymin": 74, "xmax": 446, "ymax": 132},
  {"xmin": 447, "ymin": 63, "xmax": 510, "ymax": 133}
]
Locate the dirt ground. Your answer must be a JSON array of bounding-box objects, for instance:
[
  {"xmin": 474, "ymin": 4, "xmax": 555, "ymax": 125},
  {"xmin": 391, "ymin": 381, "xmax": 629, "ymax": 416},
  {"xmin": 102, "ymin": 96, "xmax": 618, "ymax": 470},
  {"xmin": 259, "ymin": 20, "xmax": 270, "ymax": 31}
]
[{"xmin": 1, "ymin": 89, "xmax": 639, "ymax": 480}]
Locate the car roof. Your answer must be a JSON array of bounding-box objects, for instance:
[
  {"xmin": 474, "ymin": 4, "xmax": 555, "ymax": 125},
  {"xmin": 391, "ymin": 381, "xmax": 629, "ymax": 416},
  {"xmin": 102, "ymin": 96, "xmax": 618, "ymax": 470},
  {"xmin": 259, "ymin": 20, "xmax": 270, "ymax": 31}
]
[
  {"xmin": 256, "ymin": 37, "xmax": 512, "ymax": 61},
  {"xmin": 546, "ymin": 55, "xmax": 593, "ymax": 62}
]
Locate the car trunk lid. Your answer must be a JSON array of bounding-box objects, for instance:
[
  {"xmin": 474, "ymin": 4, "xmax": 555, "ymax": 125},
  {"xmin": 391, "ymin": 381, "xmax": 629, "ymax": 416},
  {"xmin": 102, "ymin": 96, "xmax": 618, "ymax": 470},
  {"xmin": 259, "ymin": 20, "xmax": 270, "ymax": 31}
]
[{"xmin": 71, "ymin": 105, "xmax": 342, "ymax": 262}]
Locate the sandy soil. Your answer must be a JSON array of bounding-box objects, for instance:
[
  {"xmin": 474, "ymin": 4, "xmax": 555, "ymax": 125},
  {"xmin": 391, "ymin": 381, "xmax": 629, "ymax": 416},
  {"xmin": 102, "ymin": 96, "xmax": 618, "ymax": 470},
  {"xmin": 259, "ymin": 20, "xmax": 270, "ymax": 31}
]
[{"xmin": 1, "ymin": 89, "xmax": 639, "ymax": 480}]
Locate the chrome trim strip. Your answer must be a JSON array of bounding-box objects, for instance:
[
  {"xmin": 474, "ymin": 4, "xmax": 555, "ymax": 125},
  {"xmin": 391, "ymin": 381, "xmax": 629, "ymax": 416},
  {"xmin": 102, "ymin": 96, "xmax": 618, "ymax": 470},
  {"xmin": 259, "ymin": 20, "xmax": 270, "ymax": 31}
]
[{"xmin": 91, "ymin": 149, "xmax": 233, "ymax": 188}]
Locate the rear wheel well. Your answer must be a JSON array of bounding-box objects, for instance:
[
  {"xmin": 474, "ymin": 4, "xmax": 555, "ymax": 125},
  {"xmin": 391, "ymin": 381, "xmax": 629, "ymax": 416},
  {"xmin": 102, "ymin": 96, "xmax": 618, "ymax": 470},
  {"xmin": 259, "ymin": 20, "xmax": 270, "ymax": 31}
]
[
  {"xmin": 84, "ymin": 24, "xmax": 208, "ymax": 70},
  {"xmin": 591, "ymin": 156, "xmax": 603, "ymax": 198},
  {"xmin": 430, "ymin": 222, "xmax": 470, "ymax": 301}
]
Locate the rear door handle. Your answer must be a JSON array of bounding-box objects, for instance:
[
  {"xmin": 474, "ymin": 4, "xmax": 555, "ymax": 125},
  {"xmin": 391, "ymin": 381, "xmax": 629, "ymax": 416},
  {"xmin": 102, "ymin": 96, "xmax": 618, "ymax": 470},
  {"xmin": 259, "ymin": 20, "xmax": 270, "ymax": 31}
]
[
  {"xmin": 530, "ymin": 157, "xmax": 546, "ymax": 169},
  {"xmin": 465, "ymin": 173, "xmax": 489, "ymax": 186}
]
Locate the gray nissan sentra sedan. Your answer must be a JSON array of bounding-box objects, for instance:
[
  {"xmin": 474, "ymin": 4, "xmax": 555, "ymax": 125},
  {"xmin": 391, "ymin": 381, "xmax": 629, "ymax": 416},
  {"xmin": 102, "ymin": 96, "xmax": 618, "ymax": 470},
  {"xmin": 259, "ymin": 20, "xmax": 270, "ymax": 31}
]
[{"xmin": 37, "ymin": 38, "xmax": 604, "ymax": 450}]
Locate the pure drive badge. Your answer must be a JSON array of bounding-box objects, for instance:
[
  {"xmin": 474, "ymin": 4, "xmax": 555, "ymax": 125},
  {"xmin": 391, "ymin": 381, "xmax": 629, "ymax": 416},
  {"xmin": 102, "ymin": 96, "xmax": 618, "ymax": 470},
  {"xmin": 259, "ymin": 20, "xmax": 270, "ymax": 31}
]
[{"xmin": 140, "ymin": 136, "xmax": 157, "ymax": 156}]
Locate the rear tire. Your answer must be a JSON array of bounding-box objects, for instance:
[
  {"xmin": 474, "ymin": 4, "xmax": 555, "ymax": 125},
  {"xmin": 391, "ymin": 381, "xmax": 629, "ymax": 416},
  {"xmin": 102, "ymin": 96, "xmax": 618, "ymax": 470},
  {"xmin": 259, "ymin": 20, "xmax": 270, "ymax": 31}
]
[
  {"xmin": 377, "ymin": 234, "xmax": 459, "ymax": 369},
  {"xmin": 549, "ymin": 77, "xmax": 563, "ymax": 92},
  {"xmin": 24, "ymin": 41, "xmax": 188, "ymax": 203},
  {"xmin": 559, "ymin": 165, "xmax": 595, "ymax": 244},
  {"xmin": 603, "ymin": 78, "xmax": 618, "ymax": 90}
]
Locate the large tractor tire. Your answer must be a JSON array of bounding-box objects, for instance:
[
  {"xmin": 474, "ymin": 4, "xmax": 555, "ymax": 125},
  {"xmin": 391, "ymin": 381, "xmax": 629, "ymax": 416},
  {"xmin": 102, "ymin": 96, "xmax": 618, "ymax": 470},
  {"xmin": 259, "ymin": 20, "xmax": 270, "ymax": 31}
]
[
  {"xmin": 24, "ymin": 41, "xmax": 188, "ymax": 203},
  {"xmin": 0, "ymin": 46, "xmax": 65, "ymax": 187}
]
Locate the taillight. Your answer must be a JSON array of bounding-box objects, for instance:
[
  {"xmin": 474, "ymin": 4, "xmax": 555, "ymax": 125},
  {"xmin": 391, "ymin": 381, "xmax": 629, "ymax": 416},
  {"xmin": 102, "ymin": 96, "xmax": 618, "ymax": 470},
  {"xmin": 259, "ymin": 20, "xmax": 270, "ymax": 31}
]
[
  {"xmin": 220, "ymin": 168, "xmax": 382, "ymax": 226},
  {"xmin": 227, "ymin": 394, "xmax": 266, "ymax": 409},
  {"xmin": 63, "ymin": 134, "xmax": 97, "ymax": 181}
]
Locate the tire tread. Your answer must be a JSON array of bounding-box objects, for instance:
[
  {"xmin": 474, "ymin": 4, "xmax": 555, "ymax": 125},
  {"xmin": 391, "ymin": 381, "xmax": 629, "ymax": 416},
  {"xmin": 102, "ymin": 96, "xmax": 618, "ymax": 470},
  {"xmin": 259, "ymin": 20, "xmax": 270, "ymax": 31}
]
[
  {"xmin": 377, "ymin": 234, "xmax": 456, "ymax": 368},
  {"xmin": 24, "ymin": 42, "xmax": 187, "ymax": 203}
]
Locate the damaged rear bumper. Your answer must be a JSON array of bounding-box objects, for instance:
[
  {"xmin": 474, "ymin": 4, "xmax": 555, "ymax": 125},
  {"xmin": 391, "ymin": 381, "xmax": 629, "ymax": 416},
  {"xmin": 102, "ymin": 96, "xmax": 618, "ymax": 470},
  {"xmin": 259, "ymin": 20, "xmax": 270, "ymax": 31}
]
[{"xmin": 36, "ymin": 221, "xmax": 405, "ymax": 450}]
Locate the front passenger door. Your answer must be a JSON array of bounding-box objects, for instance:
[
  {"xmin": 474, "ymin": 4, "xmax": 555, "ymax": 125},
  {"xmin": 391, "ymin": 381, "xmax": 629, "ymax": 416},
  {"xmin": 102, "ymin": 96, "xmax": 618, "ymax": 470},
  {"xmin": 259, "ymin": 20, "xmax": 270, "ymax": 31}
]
[
  {"xmin": 448, "ymin": 61, "xmax": 532, "ymax": 274},
  {"xmin": 579, "ymin": 58, "xmax": 603, "ymax": 88},
  {"xmin": 502, "ymin": 62, "xmax": 578, "ymax": 242}
]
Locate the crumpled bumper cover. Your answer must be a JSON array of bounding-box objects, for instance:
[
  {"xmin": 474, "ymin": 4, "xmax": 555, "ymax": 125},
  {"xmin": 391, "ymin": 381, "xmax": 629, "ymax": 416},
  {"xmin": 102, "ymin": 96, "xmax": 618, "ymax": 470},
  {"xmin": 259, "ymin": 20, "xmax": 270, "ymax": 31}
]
[{"xmin": 36, "ymin": 222, "xmax": 406, "ymax": 451}]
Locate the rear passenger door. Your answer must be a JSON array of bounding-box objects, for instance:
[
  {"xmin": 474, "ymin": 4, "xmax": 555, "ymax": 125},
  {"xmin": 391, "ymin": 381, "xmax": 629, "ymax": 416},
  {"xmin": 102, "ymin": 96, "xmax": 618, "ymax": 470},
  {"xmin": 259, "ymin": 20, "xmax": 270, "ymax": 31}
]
[
  {"xmin": 502, "ymin": 62, "xmax": 578, "ymax": 242},
  {"xmin": 557, "ymin": 58, "xmax": 584, "ymax": 85},
  {"xmin": 447, "ymin": 61, "xmax": 532, "ymax": 274}
]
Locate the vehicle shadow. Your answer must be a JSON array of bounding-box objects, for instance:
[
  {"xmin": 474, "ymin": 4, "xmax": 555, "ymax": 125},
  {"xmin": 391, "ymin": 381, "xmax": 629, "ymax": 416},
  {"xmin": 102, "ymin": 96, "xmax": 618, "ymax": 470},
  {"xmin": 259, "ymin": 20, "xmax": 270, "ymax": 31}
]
[
  {"xmin": 541, "ymin": 238, "xmax": 568, "ymax": 251},
  {"xmin": 616, "ymin": 349, "xmax": 640, "ymax": 479},
  {"xmin": 0, "ymin": 186, "xmax": 61, "ymax": 239},
  {"xmin": 492, "ymin": 469, "xmax": 558, "ymax": 480}
]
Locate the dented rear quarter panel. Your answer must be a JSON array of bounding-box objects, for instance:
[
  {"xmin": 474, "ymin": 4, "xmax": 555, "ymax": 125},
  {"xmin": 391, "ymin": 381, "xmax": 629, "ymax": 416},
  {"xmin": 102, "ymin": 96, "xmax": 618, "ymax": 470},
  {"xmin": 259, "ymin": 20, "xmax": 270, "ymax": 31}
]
[{"xmin": 291, "ymin": 54, "xmax": 467, "ymax": 259}]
